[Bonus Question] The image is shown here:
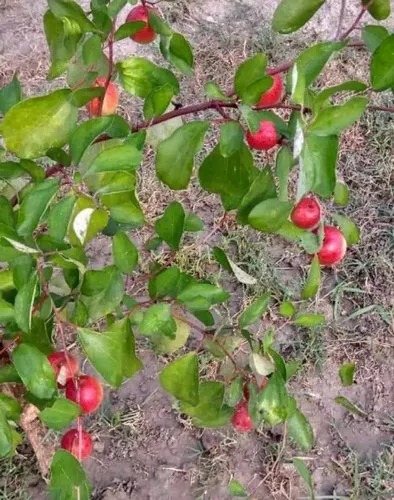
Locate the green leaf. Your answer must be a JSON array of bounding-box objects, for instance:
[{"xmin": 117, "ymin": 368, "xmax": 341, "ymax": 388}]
[
  {"xmin": 288, "ymin": 408, "xmax": 314, "ymax": 451},
  {"xmin": 363, "ymin": 0, "xmax": 391, "ymax": 20},
  {"xmin": 309, "ymin": 97, "xmax": 368, "ymax": 136},
  {"xmin": 298, "ymin": 134, "xmax": 338, "ymax": 199},
  {"xmin": 293, "ymin": 313, "xmax": 325, "ymax": 328},
  {"xmin": 154, "ymin": 319, "xmax": 190, "ymax": 354},
  {"xmin": 228, "ymin": 479, "xmax": 248, "ymax": 497},
  {"xmin": 160, "ymin": 33, "xmax": 194, "ymax": 75},
  {"xmin": 49, "ymin": 450, "xmax": 92, "ymax": 500},
  {"xmin": 302, "ymin": 255, "xmax": 320, "ymax": 299},
  {"xmin": 12, "ymin": 343, "xmax": 57, "ymax": 399},
  {"xmin": 0, "ymin": 299, "xmax": 14, "ymax": 323},
  {"xmin": 14, "ymin": 272, "xmax": 38, "ymax": 333},
  {"xmin": 39, "ymin": 398, "xmax": 81, "ymax": 431},
  {"xmin": 144, "ymin": 84, "xmax": 175, "ymax": 119},
  {"xmin": 248, "ymin": 199, "xmax": 292, "ymax": 233},
  {"xmin": 204, "ymin": 82, "xmax": 231, "ymax": 101},
  {"xmin": 180, "ymin": 381, "xmax": 233, "ymax": 427},
  {"xmin": 279, "ymin": 300, "xmax": 296, "ymax": 318},
  {"xmin": 0, "ymin": 74, "xmax": 23, "ymax": 115},
  {"xmin": 48, "ymin": 0, "xmax": 96, "ymax": 32},
  {"xmin": 82, "ymin": 34, "xmax": 102, "ymax": 65},
  {"xmin": 159, "ymin": 352, "xmax": 199, "ymax": 406},
  {"xmin": 78, "ymin": 318, "xmax": 142, "ymax": 388},
  {"xmin": 0, "ymin": 393, "xmax": 22, "ymax": 421},
  {"xmin": 293, "ymin": 458, "xmax": 315, "ymax": 499},
  {"xmin": 275, "ymin": 146, "xmax": 293, "ymax": 202},
  {"xmin": 184, "ymin": 212, "xmax": 204, "ymax": 232},
  {"xmin": 239, "ymin": 293, "xmax": 271, "ymax": 328},
  {"xmin": 332, "ymin": 214, "xmax": 360, "ymax": 245},
  {"xmin": 219, "ymin": 122, "xmax": 244, "ymax": 158},
  {"xmin": 112, "ymin": 231, "xmax": 138, "ymax": 274},
  {"xmin": 83, "ymin": 143, "xmax": 142, "ymax": 178},
  {"xmin": 314, "ymin": 81, "xmax": 368, "ymax": 113},
  {"xmin": 225, "ymin": 376, "xmax": 244, "ymax": 407},
  {"xmin": 177, "ymin": 283, "xmax": 229, "ymax": 311},
  {"xmin": 371, "ymin": 34, "xmax": 394, "ymax": 91},
  {"xmin": 68, "ymin": 196, "xmax": 109, "ymax": 246},
  {"xmin": 156, "ymin": 121, "xmax": 210, "ymax": 190},
  {"xmin": 335, "ymin": 396, "xmax": 367, "ymax": 417},
  {"xmin": 362, "ymin": 25, "xmax": 389, "ymax": 53},
  {"xmin": 70, "ymin": 87, "xmax": 104, "ymax": 107},
  {"xmin": 12, "ymin": 254, "xmax": 33, "ymax": 290},
  {"xmin": 272, "ymin": 0, "xmax": 325, "ymax": 33},
  {"xmin": 253, "ymin": 372, "xmax": 289, "ymax": 426},
  {"xmin": 199, "ymin": 144, "xmax": 258, "ymax": 211},
  {"xmin": 155, "ymin": 202, "xmax": 185, "ymax": 250},
  {"xmin": 148, "ymin": 10, "xmax": 172, "ymax": 35},
  {"xmin": 48, "ymin": 196, "xmax": 76, "ymax": 242},
  {"xmin": 81, "ymin": 265, "xmax": 124, "ymax": 320},
  {"xmin": 139, "ymin": 303, "xmax": 177, "ymax": 339},
  {"xmin": 249, "ymin": 353, "xmax": 275, "ymax": 377},
  {"xmin": 213, "ymin": 247, "xmax": 232, "ymax": 272},
  {"xmin": 44, "ymin": 10, "xmax": 81, "ymax": 79},
  {"xmin": 339, "ymin": 362, "xmax": 356, "ymax": 387},
  {"xmin": 334, "ymin": 181, "xmax": 350, "ymax": 206},
  {"xmin": 234, "ymin": 53, "xmax": 268, "ymax": 104},
  {"xmin": 2, "ymin": 90, "xmax": 78, "ymax": 159},
  {"xmin": 114, "ymin": 20, "xmax": 146, "ymax": 41},
  {"xmin": 0, "ymin": 412, "xmax": 13, "ymax": 458},
  {"xmin": 0, "ymin": 196, "xmax": 16, "ymax": 228},
  {"xmin": 16, "ymin": 179, "xmax": 59, "ymax": 237},
  {"xmin": 117, "ymin": 56, "xmax": 179, "ymax": 99},
  {"xmin": 148, "ymin": 266, "xmax": 181, "ymax": 299},
  {"xmin": 237, "ymin": 169, "xmax": 277, "ymax": 225},
  {"xmin": 70, "ymin": 116, "xmax": 130, "ymax": 165},
  {"xmin": 0, "ymin": 365, "xmax": 21, "ymax": 384}
]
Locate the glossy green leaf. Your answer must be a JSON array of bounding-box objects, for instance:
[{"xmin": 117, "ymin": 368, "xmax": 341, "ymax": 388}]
[
  {"xmin": 239, "ymin": 293, "xmax": 271, "ymax": 328},
  {"xmin": 293, "ymin": 312, "xmax": 325, "ymax": 328},
  {"xmin": 48, "ymin": 0, "xmax": 96, "ymax": 32},
  {"xmin": 12, "ymin": 343, "xmax": 57, "ymax": 399},
  {"xmin": 148, "ymin": 10, "xmax": 172, "ymax": 35},
  {"xmin": 225, "ymin": 376, "xmax": 244, "ymax": 407},
  {"xmin": 49, "ymin": 450, "xmax": 92, "ymax": 500},
  {"xmin": 275, "ymin": 146, "xmax": 293, "ymax": 202},
  {"xmin": 148, "ymin": 266, "xmax": 181, "ymax": 299},
  {"xmin": 248, "ymin": 199, "xmax": 292, "ymax": 233},
  {"xmin": 143, "ymin": 84, "xmax": 175, "ymax": 119},
  {"xmin": 14, "ymin": 272, "xmax": 38, "ymax": 333},
  {"xmin": 234, "ymin": 53, "xmax": 268, "ymax": 104},
  {"xmin": 48, "ymin": 195, "xmax": 76, "ymax": 242},
  {"xmin": 17, "ymin": 179, "xmax": 59, "ymax": 237},
  {"xmin": 83, "ymin": 143, "xmax": 142, "ymax": 178},
  {"xmin": 293, "ymin": 458, "xmax": 315, "ymax": 499},
  {"xmin": 254, "ymin": 372, "xmax": 289, "ymax": 426},
  {"xmin": 362, "ymin": 0, "xmax": 391, "ymax": 20},
  {"xmin": 219, "ymin": 121, "xmax": 244, "ymax": 158},
  {"xmin": 159, "ymin": 352, "xmax": 199, "ymax": 406},
  {"xmin": 314, "ymin": 81, "xmax": 368, "ymax": 113},
  {"xmin": 332, "ymin": 213, "xmax": 360, "ymax": 245},
  {"xmin": 362, "ymin": 25, "xmax": 389, "ymax": 53},
  {"xmin": 139, "ymin": 303, "xmax": 177, "ymax": 339},
  {"xmin": 272, "ymin": 0, "xmax": 325, "ymax": 33},
  {"xmin": 199, "ymin": 144, "xmax": 258, "ymax": 211},
  {"xmin": 371, "ymin": 34, "xmax": 394, "ymax": 91},
  {"xmin": 334, "ymin": 181, "xmax": 350, "ymax": 206},
  {"xmin": 0, "ymin": 365, "xmax": 21, "ymax": 384},
  {"xmin": 11, "ymin": 254, "xmax": 33, "ymax": 290},
  {"xmin": 0, "ymin": 196, "xmax": 15, "ymax": 228},
  {"xmin": 302, "ymin": 255, "xmax": 320, "ymax": 299},
  {"xmin": 0, "ymin": 412, "xmax": 13, "ymax": 458},
  {"xmin": 114, "ymin": 20, "xmax": 146, "ymax": 41},
  {"xmin": 0, "ymin": 74, "xmax": 23, "ymax": 115},
  {"xmin": 155, "ymin": 202, "xmax": 185, "ymax": 250},
  {"xmin": 237, "ymin": 169, "xmax": 277, "ymax": 224},
  {"xmin": 0, "ymin": 393, "xmax": 22, "ymax": 421},
  {"xmin": 228, "ymin": 479, "xmax": 248, "ymax": 497},
  {"xmin": 2, "ymin": 90, "xmax": 78, "ymax": 159},
  {"xmin": 160, "ymin": 32, "xmax": 194, "ymax": 75},
  {"xmin": 39, "ymin": 398, "xmax": 81, "ymax": 431},
  {"xmin": 339, "ymin": 362, "xmax": 356, "ymax": 387},
  {"xmin": 309, "ymin": 97, "xmax": 368, "ymax": 136},
  {"xmin": 154, "ymin": 319, "xmax": 190, "ymax": 354},
  {"xmin": 288, "ymin": 408, "xmax": 314, "ymax": 451},
  {"xmin": 250, "ymin": 352, "xmax": 275, "ymax": 377},
  {"xmin": 68, "ymin": 196, "xmax": 109, "ymax": 246},
  {"xmin": 335, "ymin": 396, "xmax": 367, "ymax": 417},
  {"xmin": 204, "ymin": 82, "xmax": 231, "ymax": 101},
  {"xmin": 0, "ymin": 299, "xmax": 14, "ymax": 323},
  {"xmin": 279, "ymin": 300, "xmax": 296, "ymax": 318},
  {"xmin": 184, "ymin": 212, "xmax": 204, "ymax": 232},
  {"xmin": 177, "ymin": 283, "xmax": 229, "ymax": 311},
  {"xmin": 112, "ymin": 231, "xmax": 138, "ymax": 274},
  {"xmin": 180, "ymin": 381, "xmax": 233, "ymax": 427},
  {"xmin": 156, "ymin": 121, "xmax": 209, "ymax": 190},
  {"xmin": 298, "ymin": 134, "xmax": 338, "ymax": 199},
  {"xmin": 78, "ymin": 318, "xmax": 142, "ymax": 388}
]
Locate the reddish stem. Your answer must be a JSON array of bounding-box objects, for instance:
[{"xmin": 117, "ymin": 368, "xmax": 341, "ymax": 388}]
[{"xmin": 340, "ymin": 0, "xmax": 373, "ymax": 40}]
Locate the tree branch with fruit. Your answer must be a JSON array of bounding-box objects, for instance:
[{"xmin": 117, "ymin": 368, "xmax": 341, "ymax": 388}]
[{"xmin": 0, "ymin": 0, "xmax": 392, "ymax": 496}]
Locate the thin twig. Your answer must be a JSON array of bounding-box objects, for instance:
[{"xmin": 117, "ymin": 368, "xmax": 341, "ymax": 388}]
[
  {"xmin": 340, "ymin": 0, "xmax": 373, "ymax": 40},
  {"xmin": 335, "ymin": 0, "xmax": 347, "ymax": 40}
]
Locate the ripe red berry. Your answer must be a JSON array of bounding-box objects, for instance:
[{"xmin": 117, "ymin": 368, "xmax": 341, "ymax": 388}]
[
  {"xmin": 291, "ymin": 196, "xmax": 321, "ymax": 230},
  {"xmin": 47, "ymin": 351, "xmax": 79, "ymax": 388},
  {"xmin": 126, "ymin": 5, "xmax": 157, "ymax": 44},
  {"xmin": 316, "ymin": 226, "xmax": 347, "ymax": 266},
  {"xmin": 61, "ymin": 428, "xmax": 93, "ymax": 460},
  {"xmin": 231, "ymin": 401, "xmax": 254, "ymax": 432},
  {"xmin": 246, "ymin": 121, "xmax": 279, "ymax": 150},
  {"xmin": 65, "ymin": 375, "xmax": 103, "ymax": 414},
  {"xmin": 257, "ymin": 74, "xmax": 284, "ymax": 108}
]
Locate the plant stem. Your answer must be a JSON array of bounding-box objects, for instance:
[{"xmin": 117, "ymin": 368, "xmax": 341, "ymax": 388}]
[
  {"xmin": 340, "ymin": 0, "xmax": 373, "ymax": 40},
  {"xmin": 335, "ymin": 0, "xmax": 347, "ymax": 40}
]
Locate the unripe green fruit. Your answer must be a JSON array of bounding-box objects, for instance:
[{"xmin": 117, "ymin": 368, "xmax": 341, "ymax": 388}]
[{"xmin": 362, "ymin": 0, "xmax": 390, "ymax": 20}]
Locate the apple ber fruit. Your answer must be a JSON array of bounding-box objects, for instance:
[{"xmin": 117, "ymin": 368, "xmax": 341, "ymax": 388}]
[
  {"xmin": 246, "ymin": 120, "xmax": 279, "ymax": 150},
  {"xmin": 126, "ymin": 5, "xmax": 157, "ymax": 45},
  {"xmin": 47, "ymin": 351, "xmax": 79, "ymax": 388},
  {"xmin": 257, "ymin": 73, "xmax": 284, "ymax": 108},
  {"xmin": 316, "ymin": 225, "xmax": 347, "ymax": 266},
  {"xmin": 291, "ymin": 196, "xmax": 321, "ymax": 230},
  {"xmin": 86, "ymin": 77, "xmax": 119, "ymax": 117},
  {"xmin": 61, "ymin": 428, "xmax": 93, "ymax": 460},
  {"xmin": 231, "ymin": 401, "xmax": 254, "ymax": 432},
  {"xmin": 65, "ymin": 375, "xmax": 104, "ymax": 414}
]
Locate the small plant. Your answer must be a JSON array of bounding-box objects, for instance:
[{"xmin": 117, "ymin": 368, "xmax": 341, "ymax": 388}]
[{"xmin": 0, "ymin": 0, "xmax": 392, "ymax": 496}]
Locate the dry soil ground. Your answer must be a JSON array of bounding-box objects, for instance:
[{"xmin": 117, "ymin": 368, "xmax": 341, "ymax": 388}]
[{"xmin": 0, "ymin": 0, "xmax": 393, "ymax": 499}]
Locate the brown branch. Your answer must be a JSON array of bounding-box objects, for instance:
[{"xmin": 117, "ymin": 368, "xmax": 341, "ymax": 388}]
[
  {"xmin": 335, "ymin": 0, "xmax": 347, "ymax": 40},
  {"xmin": 340, "ymin": 0, "xmax": 373, "ymax": 40},
  {"xmin": 368, "ymin": 105, "xmax": 394, "ymax": 113}
]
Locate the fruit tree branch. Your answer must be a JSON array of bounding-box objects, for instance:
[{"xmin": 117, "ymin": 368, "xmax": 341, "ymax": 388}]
[{"xmin": 340, "ymin": 0, "xmax": 374, "ymax": 40}]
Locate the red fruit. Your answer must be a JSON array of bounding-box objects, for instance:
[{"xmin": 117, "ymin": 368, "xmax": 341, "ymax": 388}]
[
  {"xmin": 246, "ymin": 121, "xmax": 279, "ymax": 150},
  {"xmin": 316, "ymin": 226, "xmax": 347, "ymax": 266},
  {"xmin": 291, "ymin": 196, "xmax": 321, "ymax": 230},
  {"xmin": 257, "ymin": 74, "xmax": 284, "ymax": 108},
  {"xmin": 126, "ymin": 5, "xmax": 157, "ymax": 44},
  {"xmin": 86, "ymin": 77, "xmax": 119, "ymax": 117},
  {"xmin": 65, "ymin": 375, "xmax": 103, "ymax": 414},
  {"xmin": 231, "ymin": 401, "xmax": 253, "ymax": 432},
  {"xmin": 47, "ymin": 351, "xmax": 79, "ymax": 388},
  {"xmin": 61, "ymin": 428, "xmax": 93, "ymax": 460}
]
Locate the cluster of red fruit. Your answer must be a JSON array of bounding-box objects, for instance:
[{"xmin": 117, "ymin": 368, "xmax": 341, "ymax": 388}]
[
  {"xmin": 291, "ymin": 196, "xmax": 347, "ymax": 266},
  {"xmin": 47, "ymin": 352, "xmax": 104, "ymax": 460}
]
